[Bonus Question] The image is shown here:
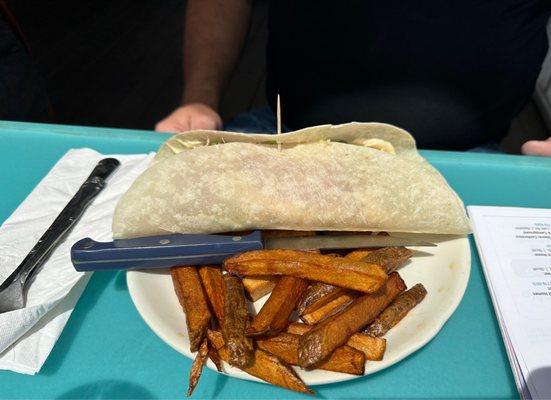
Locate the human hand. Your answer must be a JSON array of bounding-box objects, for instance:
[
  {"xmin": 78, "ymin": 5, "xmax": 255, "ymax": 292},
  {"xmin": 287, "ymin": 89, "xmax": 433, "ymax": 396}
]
[
  {"xmin": 521, "ymin": 138, "xmax": 551, "ymax": 157},
  {"xmin": 155, "ymin": 103, "xmax": 222, "ymax": 133}
]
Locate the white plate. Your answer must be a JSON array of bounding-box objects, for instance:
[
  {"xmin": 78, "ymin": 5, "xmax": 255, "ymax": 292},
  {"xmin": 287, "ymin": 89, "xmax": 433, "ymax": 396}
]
[{"xmin": 127, "ymin": 234, "xmax": 470, "ymax": 386}]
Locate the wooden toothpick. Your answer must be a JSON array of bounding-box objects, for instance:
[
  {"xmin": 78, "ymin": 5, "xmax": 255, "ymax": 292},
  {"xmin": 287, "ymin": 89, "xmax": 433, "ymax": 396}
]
[{"xmin": 276, "ymin": 93, "xmax": 282, "ymax": 151}]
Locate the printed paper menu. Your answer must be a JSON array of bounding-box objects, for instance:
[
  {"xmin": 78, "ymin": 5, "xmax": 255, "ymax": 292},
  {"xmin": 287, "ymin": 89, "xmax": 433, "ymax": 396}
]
[{"xmin": 468, "ymin": 206, "xmax": 551, "ymax": 399}]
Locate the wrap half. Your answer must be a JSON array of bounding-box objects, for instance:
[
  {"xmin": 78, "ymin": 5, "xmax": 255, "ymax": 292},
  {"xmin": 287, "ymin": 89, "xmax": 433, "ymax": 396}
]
[{"xmin": 112, "ymin": 123, "xmax": 470, "ymax": 238}]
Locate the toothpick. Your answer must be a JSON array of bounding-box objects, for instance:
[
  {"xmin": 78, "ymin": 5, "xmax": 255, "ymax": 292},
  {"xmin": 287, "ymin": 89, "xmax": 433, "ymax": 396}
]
[{"xmin": 276, "ymin": 93, "xmax": 282, "ymax": 151}]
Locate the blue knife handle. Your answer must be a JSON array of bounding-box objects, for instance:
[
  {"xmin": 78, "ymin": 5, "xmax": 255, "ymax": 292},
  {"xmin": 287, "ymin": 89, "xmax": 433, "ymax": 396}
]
[{"xmin": 71, "ymin": 230, "xmax": 264, "ymax": 271}]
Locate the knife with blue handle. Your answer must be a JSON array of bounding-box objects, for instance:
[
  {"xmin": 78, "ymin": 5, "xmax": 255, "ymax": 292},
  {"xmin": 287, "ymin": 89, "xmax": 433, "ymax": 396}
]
[{"xmin": 71, "ymin": 231, "xmax": 435, "ymax": 271}]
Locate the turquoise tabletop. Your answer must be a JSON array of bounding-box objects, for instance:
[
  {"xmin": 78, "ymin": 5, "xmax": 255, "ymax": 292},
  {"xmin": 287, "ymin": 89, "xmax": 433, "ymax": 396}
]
[{"xmin": 1, "ymin": 120, "xmax": 550, "ymax": 399}]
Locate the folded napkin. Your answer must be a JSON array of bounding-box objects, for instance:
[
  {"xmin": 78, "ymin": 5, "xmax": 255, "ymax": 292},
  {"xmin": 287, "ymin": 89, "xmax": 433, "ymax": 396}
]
[{"xmin": 0, "ymin": 148, "xmax": 153, "ymax": 374}]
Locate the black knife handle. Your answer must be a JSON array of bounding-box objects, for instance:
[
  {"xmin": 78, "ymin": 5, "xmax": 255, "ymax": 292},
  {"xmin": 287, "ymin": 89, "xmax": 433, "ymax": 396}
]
[
  {"xmin": 0, "ymin": 158, "xmax": 120, "ymax": 291},
  {"xmin": 84, "ymin": 157, "xmax": 120, "ymax": 183}
]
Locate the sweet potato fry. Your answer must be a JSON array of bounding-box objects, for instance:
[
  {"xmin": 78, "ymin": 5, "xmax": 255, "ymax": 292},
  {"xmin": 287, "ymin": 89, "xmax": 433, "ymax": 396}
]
[
  {"xmin": 198, "ymin": 266, "xmax": 225, "ymax": 325},
  {"xmin": 221, "ymin": 275, "xmax": 254, "ymax": 368},
  {"xmin": 242, "ymin": 277, "xmax": 278, "ymax": 301},
  {"xmin": 207, "ymin": 330, "xmax": 313, "ymax": 395},
  {"xmin": 248, "ymin": 276, "xmax": 309, "ymax": 337},
  {"xmin": 256, "ymin": 333, "xmax": 365, "ymax": 375},
  {"xmin": 346, "ymin": 333, "xmax": 387, "ymax": 361},
  {"xmin": 187, "ymin": 338, "xmax": 209, "ymax": 396},
  {"xmin": 301, "ymin": 291, "xmax": 359, "ymax": 325},
  {"xmin": 358, "ymin": 247, "xmax": 412, "ymax": 273},
  {"xmin": 206, "ymin": 329, "xmax": 226, "ymax": 350},
  {"xmin": 297, "ymin": 247, "xmax": 409, "ymax": 316},
  {"xmin": 243, "ymin": 248, "xmax": 320, "ymax": 303},
  {"xmin": 346, "ymin": 247, "xmax": 412, "ymax": 273},
  {"xmin": 344, "ymin": 249, "xmax": 376, "ymax": 261},
  {"xmin": 208, "ymin": 347, "xmax": 223, "ymax": 372},
  {"xmin": 297, "ymin": 283, "xmax": 346, "ymax": 316},
  {"xmin": 365, "ymin": 283, "xmax": 427, "ymax": 337},
  {"xmin": 286, "ymin": 322, "xmax": 311, "ymax": 335},
  {"xmin": 298, "ymin": 272, "xmax": 406, "ymax": 368},
  {"xmin": 224, "ymin": 250, "xmax": 387, "ymax": 293},
  {"xmin": 171, "ymin": 266, "xmax": 212, "ymax": 352},
  {"xmin": 286, "ymin": 322, "xmax": 386, "ymax": 361}
]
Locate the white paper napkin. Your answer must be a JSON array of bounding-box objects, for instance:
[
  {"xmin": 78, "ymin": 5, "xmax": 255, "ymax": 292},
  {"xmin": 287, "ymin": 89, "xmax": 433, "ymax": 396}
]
[{"xmin": 0, "ymin": 148, "xmax": 153, "ymax": 374}]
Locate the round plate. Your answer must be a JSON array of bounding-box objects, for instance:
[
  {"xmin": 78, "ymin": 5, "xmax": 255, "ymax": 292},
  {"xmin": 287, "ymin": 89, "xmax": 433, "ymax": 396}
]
[{"xmin": 127, "ymin": 234, "xmax": 470, "ymax": 386}]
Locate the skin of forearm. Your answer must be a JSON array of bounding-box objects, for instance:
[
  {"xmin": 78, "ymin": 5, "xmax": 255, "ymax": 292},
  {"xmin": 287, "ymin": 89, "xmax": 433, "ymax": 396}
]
[{"xmin": 182, "ymin": 0, "xmax": 252, "ymax": 110}]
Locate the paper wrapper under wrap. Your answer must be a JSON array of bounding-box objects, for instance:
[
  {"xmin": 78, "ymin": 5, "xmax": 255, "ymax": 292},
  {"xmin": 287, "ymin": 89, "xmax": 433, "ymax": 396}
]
[{"xmin": 112, "ymin": 123, "xmax": 471, "ymax": 238}]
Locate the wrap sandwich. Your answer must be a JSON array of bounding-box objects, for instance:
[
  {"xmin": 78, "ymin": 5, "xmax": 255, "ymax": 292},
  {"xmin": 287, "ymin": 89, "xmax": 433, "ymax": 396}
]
[{"xmin": 112, "ymin": 123, "xmax": 470, "ymax": 238}]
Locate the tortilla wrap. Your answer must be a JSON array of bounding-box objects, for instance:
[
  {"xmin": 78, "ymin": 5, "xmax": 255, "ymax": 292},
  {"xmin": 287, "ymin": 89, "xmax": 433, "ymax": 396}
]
[{"xmin": 112, "ymin": 123, "xmax": 470, "ymax": 238}]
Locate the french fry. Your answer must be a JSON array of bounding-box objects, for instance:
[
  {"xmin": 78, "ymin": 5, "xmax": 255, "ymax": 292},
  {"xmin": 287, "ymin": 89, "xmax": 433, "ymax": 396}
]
[
  {"xmin": 198, "ymin": 266, "xmax": 225, "ymax": 325},
  {"xmin": 187, "ymin": 338, "xmax": 209, "ymax": 396},
  {"xmin": 207, "ymin": 330, "xmax": 314, "ymax": 395},
  {"xmin": 297, "ymin": 249, "xmax": 375, "ymax": 316},
  {"xmin": 287, "ymin": 322, "xmax": 386, "ymax": 361},
  {"xmin": 365, "ymin": 283, "xmax": 427, "ymax": 337},
  {"xmin": 256, "ymin": 333, "xmax": 365, "ymax": 375},
  {"xmin": 344, "ymin": 249, "xmax": 376, "ymax": 261},
  {"xmin": 248, "ymin": 276, "xmax": 309, "ymax": 337},
  {"xmin": 297, "ymin": 283, "xmax": 346, "ymax": 316},
  {"xmin": 221, "ymin": 275, "xmax": 255, "ymax": 368},
  {"xmin": 286, "ymin": 322, "xmax": 312, "ymax": 335},
  {"xmin": 242, "ymin": 277, "xmax": 278, "ymax": 301},
  {"xmin": 243, "ymin": 230, "xmax": 321, "ymax": 302},
  {"xmin": 207, "ymin": 329, "xmax": 228, "ymax": 350},
  {"xmin": 224, "ymin": 250, "xmax": 387, "ymax": 293},
  {"xmin": 296, "ymin": 247, "xmax": 410, "ymax": 316},
  {"xmin": 171, "ymin": 266, "xmax": 212, "ymax": 352},
  {"xmin": 346, "ymin": 333, "xmax": 387, "ymax": 361},
  {"xmin": 351, "ymin": 247, "xmax": 413, "ymax": 273},
  {"xmin": 298, "ymin": 272, "xmax": 406, "ymax": 368},
  {"xmin": 301, "ymin": 291, "xmax": 359, "ymax": 325},
  {"xmin": 208, "ymin": 346, "xmax": 223, "ymax": 372}
]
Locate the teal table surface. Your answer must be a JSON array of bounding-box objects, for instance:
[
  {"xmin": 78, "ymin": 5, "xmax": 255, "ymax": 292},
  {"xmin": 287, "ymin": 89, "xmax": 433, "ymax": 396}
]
[{"xmin": 1, "ymin": 120, "xmax": 551, "ymax": 399}]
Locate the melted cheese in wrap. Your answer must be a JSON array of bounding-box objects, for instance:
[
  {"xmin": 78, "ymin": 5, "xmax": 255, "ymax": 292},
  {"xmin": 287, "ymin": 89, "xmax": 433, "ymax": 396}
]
[{"xmin": 112, "ymin": 123, "xmax": 470, "ymax": 238}]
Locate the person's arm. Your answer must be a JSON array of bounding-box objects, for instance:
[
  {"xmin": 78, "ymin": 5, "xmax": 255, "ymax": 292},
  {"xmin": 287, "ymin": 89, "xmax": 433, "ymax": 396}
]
[
  {"xmin": 155, "ymin": 0, "xmax": 252, "ymax": 133},
  {"xmin": 522, "ymin": 138, "xmax": 551, "ymax": 156}
]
